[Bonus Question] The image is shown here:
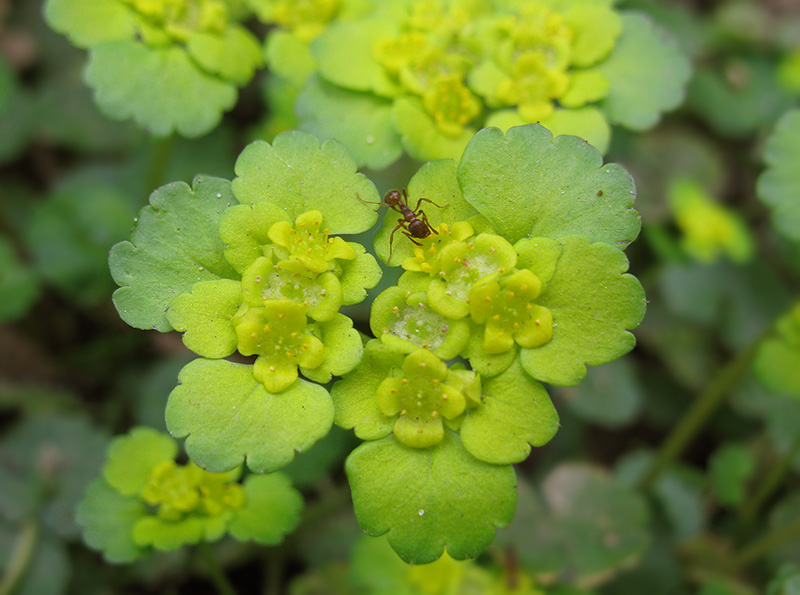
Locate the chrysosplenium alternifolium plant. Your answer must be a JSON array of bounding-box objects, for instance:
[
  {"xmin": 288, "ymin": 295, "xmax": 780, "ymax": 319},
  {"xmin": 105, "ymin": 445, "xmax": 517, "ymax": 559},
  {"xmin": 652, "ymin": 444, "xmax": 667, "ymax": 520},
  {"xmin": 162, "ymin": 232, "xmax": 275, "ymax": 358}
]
[
  {"xmin": 77, "ymin": 427, "xmax": 302, "ymax": 562},
  {"xmin": 44, "ymin": 0, "xmax": 268, "ymax": 136},
  {"xmin": 283, "ymin": 0, "xmax": 691, "ymax": 167},
  {"xmin": 106, "ymin": 125, "xmax": 645, "ymax": 563}
]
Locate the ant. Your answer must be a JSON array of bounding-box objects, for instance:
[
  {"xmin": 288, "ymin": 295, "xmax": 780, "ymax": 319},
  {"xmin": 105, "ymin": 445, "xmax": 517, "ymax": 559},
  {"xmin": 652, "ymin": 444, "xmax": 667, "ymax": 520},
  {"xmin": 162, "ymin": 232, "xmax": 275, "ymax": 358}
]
[{"xmin": 359, "ymin": 189, "xmax": 448, "ymax": 261}]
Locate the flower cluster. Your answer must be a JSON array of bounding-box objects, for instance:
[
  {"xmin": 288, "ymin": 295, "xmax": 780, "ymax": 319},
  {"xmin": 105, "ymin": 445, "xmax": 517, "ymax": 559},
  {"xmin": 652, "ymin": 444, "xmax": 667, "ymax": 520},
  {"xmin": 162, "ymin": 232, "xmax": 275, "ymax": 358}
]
[
  {"xmin": 109, "ymin": 125, "xmax": 646, "ymax": 563},
  {"xmin": 294, "ymin": 0, "xmax": 690, "ymax": 166},
  {"xmin": 169, "ymin": 207, "xmax": 376, "ymax": 392},
  {"xmin": 110, "ymin": 131, "xmax": 381, "ymax": 473},
  {"xmin": 76, "ymin": 427, "xmax": 303, "ymax": 562}
]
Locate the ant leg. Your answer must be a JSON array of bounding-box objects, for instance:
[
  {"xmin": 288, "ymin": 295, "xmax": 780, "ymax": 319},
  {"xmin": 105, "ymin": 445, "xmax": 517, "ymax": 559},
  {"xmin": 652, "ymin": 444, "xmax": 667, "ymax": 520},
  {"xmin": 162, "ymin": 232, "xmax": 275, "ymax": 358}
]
[
  {"xmin": 401, "ymin": 230, "xmax": 424, "ymax": 246},
  {"xmin": 387, "ymin": 220, "xmax": 406, "ymax": 262},
  {"xmin": 414, "ymin": 196, "xmax": 450, "ymax": 210},
  {"xmin": 356, "ymin": 192, "xmax": 387, "ymax": 207}
]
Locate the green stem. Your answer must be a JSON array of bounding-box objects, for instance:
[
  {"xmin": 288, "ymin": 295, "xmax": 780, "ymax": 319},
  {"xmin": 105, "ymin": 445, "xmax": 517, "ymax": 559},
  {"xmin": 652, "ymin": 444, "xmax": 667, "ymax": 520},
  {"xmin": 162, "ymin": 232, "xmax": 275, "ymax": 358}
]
[
  {"xmin": 732, "ymin": 516, "xmax": 800, "ymax": 569},
  {"xmin": 263, "ymin": 547, "xmax": 283, "ymax": 595},
  {"xmin": 0, "ymin": 519, "xmax": 40, "ymax": 595},
  {"xmin": 146, "ymin": 133, "xmax": 176, "ymax": 194},
  {"xmin": 738, "ymin": 434, "xmax": 800, "ymax": 535},
  {"xmin": 638, "ymin": 333, "xmax": 766, "ymax": 491},
  {"xmin": 198, "ymin": 542, "xmax": 237, "ymax": 595}
]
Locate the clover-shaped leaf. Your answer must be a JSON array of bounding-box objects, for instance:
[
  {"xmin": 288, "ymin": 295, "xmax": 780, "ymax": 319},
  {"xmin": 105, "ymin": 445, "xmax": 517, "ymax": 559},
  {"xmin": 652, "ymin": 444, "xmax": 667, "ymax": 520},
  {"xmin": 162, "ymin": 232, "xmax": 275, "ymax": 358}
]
[
  {"xmin": 758, "ymin": 109, "xmax": 800, "ymax": 243},
  {"xmin": 228, "ymin": 473, "xmax": 303, "ymax": 545},
  {"xmin": 166, "ymin": 359, "xmax": 334, "ymax": 473},
  {"xmin": 598, "ymin": 13, "xmax": 691, "ymax": 130},
  {"xmin": 331, "ymin": 340, "xmax": 403, "ymax": 441},
  {"xmin": 44, "ymin": 0, "xmax": 137, "ymax": 48},
  {"xmin": 458, "ymin": 125, "xmax": 640, "ymax": 247},
  {"xmin": 231, "ymin": 131, "xmax": 380, "ymax": 234},
  {"xmin": 110, "ymin": 176, "xmax": 239, "ymax": 331},
  {"xmin": 167, "ymin": 279, "xmax": 243, "ymax": 359},
  {"xmin": 459, "ymin": 360, "xmax": 559, "ymax": 465},
  {"xmin": 516, "ymin": 236, "xmax": 646, "ymax": 386},
  {"xmin": 76, "ymin": 478, "xmax": 149, "ymax": 563},
  {"xmin": 85, "ymin": 42, "xmax": 238, "ymax": 137},
  {"xmin": 102, "ymin": 427, "xmax": 178, "ymax": 496},
  {"xmin": 345, "ymin": 433, "xmax": 516, "ymax": 564},
  {"xmin": 297, "ymin": 76, "xmax": 402, "ymax": 170}
]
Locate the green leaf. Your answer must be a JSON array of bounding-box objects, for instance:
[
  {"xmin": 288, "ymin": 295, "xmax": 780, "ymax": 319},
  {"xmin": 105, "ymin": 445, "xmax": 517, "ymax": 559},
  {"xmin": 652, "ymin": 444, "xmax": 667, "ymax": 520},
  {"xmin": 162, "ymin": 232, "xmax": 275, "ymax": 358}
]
[
  {"xmin": 26, "ymin": 178, "xmax": 136, "ymax": 305},
  {"xmin": 767, "ymin": 564, "xmax": 800, "ymax": 595},
  {"xmin": 228, "ymin": 473, "xmax": 303, "ymax": 544},
  {"xmin": 44, "ymin": 0, "xmax": 137, "ymax": 48},
  {"xmin": 166, "ymin": 358, "xmax": 334, "ymax": 473},
  {"xmin": 458, "ymin": 124, "xmax": 640, "ymax": 247},
  {"xmin": 85, "ymin": 42, "xmax": 237, "ymax": 137},
  {"xmin": 297, "ymin": 76, "xmax": 402, "ymax": 170},
  {"xmin": 758, "ymin": 109, "xmax": 800, "ymax": 242},
  {"xmin": 265, "ymin": 30, "xmax": 316, "ymax": 87},
  {"xmin": 312, "ymin": 19, "xmax": 400, "ymax": 96},
  {"xmin": 0, "ymin": 414, "xmax": 109, "ymax": 539},
  {"xmin": 340, "ymin": 243, "xmax": 383, "ymax": 305},
  {"xmin": 331, "ymin": 340, "xmax": 402, "ymax": 441},
  {"xmin": 392, "ymin": 97, "xmax": 476, "ymax": 162},
  {"xmin": 496, "ymin": 465, "xmax": 650, "ymax": 587},
  {"xmin": 598, "ymin": 13, "xmax": 691, "ymax": 130},
  {"xmin": 517, "ymin": 236, "xmax": 646, "ymax": 386},
  {"xmin": 753, "ymin": 304, "xmax": 800, "ymax": 398},
  {"xmin": 539, "ymin": 106, "xmax": 612, "ymax": 154},
  {"xmin": 709, "ymin": 443, "xmax": 755, "ymax": 507},
  {"xmin": 459, "ymin": 360, "xmax": 559, "ymax": 464},
  {"xmin": 110, "ymin": 176, "xmax": 239, "ymax": 332},
  {"xmin": 0, "ymin": 236, "xmax": 38, "ymax": 322},
  {"xmin": 166, "ymin": 279, "xmax": 243, "ymax": 359},
  {"xmin": 345, "ymin": 433, "xmax": 517, "ymax": 564},
  {"xmin": 75, "ymin": 478, "xmax": 148, "ymax": 563},
  {"xmin": 102, "ymin": 427, "xmax": 178, "ymax": 496},
  {"xmin": 186, "ymin": 26, "xmax": 263, "ymax": 86},
  {"xmin": 561, "ymin": 357, "xmax": 643, "ymax": 427},
  {"xmin": 232, "ymin": 132, "xmax": 380, "ymax": 234}
]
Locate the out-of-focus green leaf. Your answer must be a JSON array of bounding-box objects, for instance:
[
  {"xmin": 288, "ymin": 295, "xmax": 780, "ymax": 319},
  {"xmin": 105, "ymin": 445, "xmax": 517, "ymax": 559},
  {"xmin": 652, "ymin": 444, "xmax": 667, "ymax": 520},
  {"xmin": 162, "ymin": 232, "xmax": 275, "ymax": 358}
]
[
  {"xmin": 496, "ymin": 464, "xmax": 650, "ymax": 589},
  {"xmin": 758, "ymin": 109, "xmax": 800, "ymax": 243},
  {"xmin": 0, "ymin": 414, "xmax": 109, "ymax": 539},
  {"xmin": 709, "ymin": 443, "xmax": 756, "ymax": 507},
  {"xmin": 558, "ymin": 357, "xmax": 642, "ymax": 427},
  {"xmin": 0, "ymin": 236, "xmax": 39, "ymax": 322},
  {"xmin": 0, "ymin": 520, "xmax": 71, "ymax": 595}
]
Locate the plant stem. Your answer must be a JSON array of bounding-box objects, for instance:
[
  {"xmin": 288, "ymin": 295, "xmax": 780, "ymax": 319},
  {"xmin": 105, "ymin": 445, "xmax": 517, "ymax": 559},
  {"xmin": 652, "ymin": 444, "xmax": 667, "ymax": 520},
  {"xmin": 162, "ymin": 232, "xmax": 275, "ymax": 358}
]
[
  {"xmin": 198, "ymin": 542, "xmax": 237, "ymax": 595},
  {"xmin": 146, "ymin": 133, "xmax": 176, "ymax": 194},
  {"xmin": 732, "ymin": 516, "xmax": 800, "ymax": 569},
  {"xmin": 738, "ymin": 434, "xmax": 800, "ymax": 535},
  {"xmin": 0, "ymin": 519, "xmax": 39, "ymax": 595},
  {"xmin": 638, "ymin": 334, "xmax": 765, "ymax": 491}
]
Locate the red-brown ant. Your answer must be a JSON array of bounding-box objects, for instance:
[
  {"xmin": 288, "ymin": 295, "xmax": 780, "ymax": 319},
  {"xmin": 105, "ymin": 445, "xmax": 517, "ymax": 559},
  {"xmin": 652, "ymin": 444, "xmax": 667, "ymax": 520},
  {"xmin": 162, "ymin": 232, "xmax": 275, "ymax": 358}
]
[{"xmin": 359, "ymin": 189, "xmax": 448, "ymax": 261}]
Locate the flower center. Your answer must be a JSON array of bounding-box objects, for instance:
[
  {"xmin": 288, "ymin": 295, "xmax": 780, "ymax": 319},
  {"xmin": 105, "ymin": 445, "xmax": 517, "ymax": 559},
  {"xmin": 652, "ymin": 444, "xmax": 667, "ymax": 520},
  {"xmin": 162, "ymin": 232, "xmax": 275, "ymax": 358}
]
[{"xmin": 140, "ymin": 460, "xmax": 246, "ymax": 522}]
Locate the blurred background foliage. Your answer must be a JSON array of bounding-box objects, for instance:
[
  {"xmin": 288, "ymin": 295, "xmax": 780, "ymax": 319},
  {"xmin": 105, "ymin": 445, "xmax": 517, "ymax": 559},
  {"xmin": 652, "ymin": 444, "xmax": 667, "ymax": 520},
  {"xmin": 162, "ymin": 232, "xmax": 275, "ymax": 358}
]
[{"xmin": 1, "ymin": 0, "xmax": 800, "ymax": 593}]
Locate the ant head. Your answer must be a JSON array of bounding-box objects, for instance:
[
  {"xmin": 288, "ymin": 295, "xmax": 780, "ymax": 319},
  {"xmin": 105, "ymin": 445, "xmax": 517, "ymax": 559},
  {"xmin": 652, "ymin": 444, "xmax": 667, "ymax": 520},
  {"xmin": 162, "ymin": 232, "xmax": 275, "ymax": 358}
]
[{"xmin": 384, "ymin": 189, "xmax": 404, "ymax": 205}]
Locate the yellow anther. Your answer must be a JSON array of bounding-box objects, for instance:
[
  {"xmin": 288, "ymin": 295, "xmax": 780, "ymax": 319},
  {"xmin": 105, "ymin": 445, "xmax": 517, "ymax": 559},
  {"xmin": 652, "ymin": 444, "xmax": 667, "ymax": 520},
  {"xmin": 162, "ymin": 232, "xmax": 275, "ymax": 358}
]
[
  {"xmin": 521, "ymin": 284, "xmax": 528, "ymax": 291},
  {"xmin": 513, "ymin": 322, "xmax": 520, "ymax": 329},
  {"xmin": 431, "ymin": 410, "xmax": 439, "ymax": 418},
  {"xmin": 493, "ymin": 314, "xmax": 501, "ymax": 321},
  {"xmin": 290, "ymin": 332, "xmax": 298, "ymax": 338},
  {"xmin": 263, "ymin": 325, "xmax": 270, "ymax": 332},
  {"xmin": 399, "ymin": 408, "xmax": 406, "ymax": 415},
  {"xmin": 254, "ymin": 276, "xmax": 262, "ymax": 283},
  {"xmin": 251, "ymin": 332, "xmax": 258, "ymax": 339},
  {"xmin": 419, "ymin": 362, "xmax": 426, "ymax": 369},
  {"xmin": 489, "ymin": 247, "xmax": 497, "ymax": 253},
  {"xmin": 279, "ymin": 313, "xmax": 286, "ymax": 319},
  {"xmin": 432, "ymin": 378, "xmax": 440, "ymax": 386},
  {"xmin": 534, "ymin": 319, "xmax": 541, "ymax": 326},
  {"xmin": 507, "ymin": 292, "xmax": 515, "ymax": 299},
  {"xmin": 392, "ymin": 306, "xmax": 400, "ymax": 313},
  {"xmin": 323, "ymin": 228, "xmax": 329, "ymax": 234},
  {"xmin": 269, "ymin": 365, "xmax": 276, "ymax": 372},
  {"xmin": 402, "ymin": 378, "xmax": 409, "ymax": 384}
]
